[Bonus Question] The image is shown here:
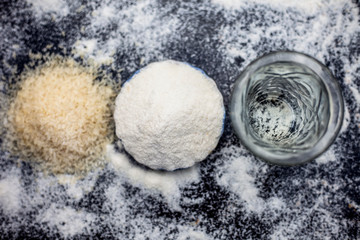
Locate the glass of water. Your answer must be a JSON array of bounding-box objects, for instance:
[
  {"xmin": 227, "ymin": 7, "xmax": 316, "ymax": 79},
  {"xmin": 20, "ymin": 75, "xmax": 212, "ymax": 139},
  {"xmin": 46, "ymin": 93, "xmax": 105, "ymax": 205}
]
[{"xmin": 230, "ymin": 51, "xmax": 344, "ymax": 166}]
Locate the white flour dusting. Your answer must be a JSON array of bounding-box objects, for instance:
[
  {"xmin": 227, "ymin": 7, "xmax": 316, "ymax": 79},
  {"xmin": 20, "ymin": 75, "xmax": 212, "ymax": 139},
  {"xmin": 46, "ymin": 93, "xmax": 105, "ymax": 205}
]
[
  {"xmin": 107, "ymin": 144, "xmax": 200, "ymax": 210},
  {"xmin": 37, "ymin": 204, "xmax": 96, "ymax": 238},
  {"xmin": 212, "ymin": 0, "xmax": 343, "ymax": 14},
  {"xmin": 177, "ymin": 226, "xmax": 212, "ymax": 240},
  {"xmin": 218, "ymin": 1, "xmax": 359, "ymax": 71},
  {"xmin": 27, "ymin": 0, "xmax": 69, "ymax": 18},
  {"xmin": 215, "ymin": 145, "xmax": 286, "ymax": 213},
  {"xmin": 0, "ymin": 170, "xmax": 22, "ymax": 215},
  {"xmin": 73, "ymin": 0, "xmax": 181, "ymax": 68},
  {"xmin": 269, "ymin": 180, "xmax": 344, "ymax": 240},
  {"xmin": 315, "ymin": 146, "xmax": 337, "ymax": 164},
  {"xmin": 114, "ymin": 60, "xmax": 224, "ymax": 171},
  {"xmin": 344, "ymin": 57, "xmax": 360, "ymax": 110},
  {"xmin": 341, "ymin": 102, "xmax": 351, "ymax": 134},
  {"xmin": 57, "ymin": 172, "xmax": 98, "ymax": 201}
]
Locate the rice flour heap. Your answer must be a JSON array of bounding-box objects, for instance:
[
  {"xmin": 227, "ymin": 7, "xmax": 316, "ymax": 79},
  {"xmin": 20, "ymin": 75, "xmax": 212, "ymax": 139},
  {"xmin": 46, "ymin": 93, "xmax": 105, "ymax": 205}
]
[{"xmin": 114, "ymin": 60, "xmax": 224, "ymax": 171}]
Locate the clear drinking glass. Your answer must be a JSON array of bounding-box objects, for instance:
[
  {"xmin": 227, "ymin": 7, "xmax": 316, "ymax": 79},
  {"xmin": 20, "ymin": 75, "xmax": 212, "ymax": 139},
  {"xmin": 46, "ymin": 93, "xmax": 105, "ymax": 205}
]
[{"xmin": 230, "ymin": 51, "xmax": 344, "ymax": 166}]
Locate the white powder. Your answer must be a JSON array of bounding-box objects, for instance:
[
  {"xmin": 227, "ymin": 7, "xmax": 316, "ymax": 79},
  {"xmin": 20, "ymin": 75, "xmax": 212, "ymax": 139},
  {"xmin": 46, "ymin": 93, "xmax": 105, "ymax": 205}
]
[
  {"xmin": 340, "ymin": 102, "xmax": 351, "ymax": 134},
  {"xmin": 73, "ymin": 39, "xmax": 114, "ymax": 66},
  {"xmin": 114, "ymin": 60, "xmax": 224, "ymax": 171},
  {"xmin": 315, "ymin": 146, "xmax": 337, "ymax": 164},
  {"xmin": 72, "ymin": 0, "xmax": 181, "ymax": 68},
  {"xmin": 212, "ymin": 0, "xmax": 339, "ymax": 14},
  {"xmin": 56, "ymin": 172, "xmax": 98, "ymax": 201},
  {"xmin": 27, "ymin": 0, "xmax": 69, "ymax": 18},
  {"xmin": 107, "ymin": 144, "xmax": 200, "ymax": 210},
  {"xmin": 215, "ymin": 145, "xmax": 275, "ymax": 213},
  {"xmin": 344, "ymin": 57, "xmax": 360, "ymax": 110},
  {"xmin": 218, "ymin": 0, "xmax": 359, "ymax": 72},
  {"xmin": 38, "ymin": 204, "xmax": 95, "ymax": 238},
  {"xmin": 177, "ymin": 226, "xmax": 212, "ymax": 240},
  {"xmin": 0, "ymin": 171, "xmax": 22, "ymax": 215}
]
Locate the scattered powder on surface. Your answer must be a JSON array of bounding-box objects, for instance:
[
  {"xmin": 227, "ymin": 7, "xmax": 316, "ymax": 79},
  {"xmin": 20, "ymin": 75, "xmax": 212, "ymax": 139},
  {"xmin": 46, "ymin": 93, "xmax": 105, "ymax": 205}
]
[
  {"xmin": 212, "ymin": 0, "xmax": 347, "ymax": 15},
  {"xmin": 177, "ymin": 226, "xmax": 212, "ymax": 240},
  {"xmin": 37, "ymin": 204, "xmax": 96, "ymax": 238},
  {"xmin": 72, "ymin": 0, "xmax": 181, "ymax": 68},
  {"xmin": 27, "ymin": 0, "xmax": 69, "ymax": 18},
  {"xmin": 217, "ymin": 0, "xmax": 359, "ymax": 74},
  {"xmin": 107, "ymin": 144, "xmax": 200, "ymax": 209},
  {"xmin": 315, "ymin": 146, "xmax": 337, "ymax": 164},
  {"xmin": 114, "ymin": 60, "xmax": 224, "ymax": 171},
  {"xmin": 215, "ymin": 145, "xmax": 286, "ymax": 213},
  {"xmin": 6, "ymin": 57, "xmax": 114, "ymax": 174},
  {"xmin": 57, "ymin": 172, "xmax": 99, "ymax": 201},
  {"xmin": 0, "ymin": 169, "xmax": 22, "ymax": 215},
  {"xmin": 215, "ymin": 144, "xmax": 345, "ymax": 239},
  {"xmin": 269, "ymin": 184, "xmax": 344, "ymax": 240},
  {"xmin": 340, "ymin": 102, "xmax": 351, "ymax": 134},
  {"xmin": 344, "ymin": 57, "xmax": 360, "ymax": 110}
]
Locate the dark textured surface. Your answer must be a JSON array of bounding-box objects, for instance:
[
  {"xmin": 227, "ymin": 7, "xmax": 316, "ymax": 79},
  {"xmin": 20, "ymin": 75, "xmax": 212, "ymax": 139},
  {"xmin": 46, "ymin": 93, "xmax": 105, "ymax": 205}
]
[{"xmin": 0, "ymin": 0, "xmax": 360, "ymax": 239}]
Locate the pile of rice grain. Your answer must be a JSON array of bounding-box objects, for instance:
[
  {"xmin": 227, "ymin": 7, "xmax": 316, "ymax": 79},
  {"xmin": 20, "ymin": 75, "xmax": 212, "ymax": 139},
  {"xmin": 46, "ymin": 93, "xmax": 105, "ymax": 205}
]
[{"xmin": 6, "ymin": 57, "xmax": 115, "ymax": 174}]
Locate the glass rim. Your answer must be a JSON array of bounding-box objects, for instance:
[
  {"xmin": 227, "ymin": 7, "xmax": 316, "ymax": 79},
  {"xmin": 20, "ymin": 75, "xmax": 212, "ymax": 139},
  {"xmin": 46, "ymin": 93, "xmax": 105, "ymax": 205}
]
[{"xmin": 230, "ymin": 51, "xmax": 344, "ymax": 166}]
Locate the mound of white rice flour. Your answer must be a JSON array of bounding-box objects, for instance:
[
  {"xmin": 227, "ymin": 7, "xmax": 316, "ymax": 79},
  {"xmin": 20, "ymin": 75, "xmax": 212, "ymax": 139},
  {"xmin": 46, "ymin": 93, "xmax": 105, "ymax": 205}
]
[{"xmin": 114, "ymin": 60, "xmax": 224, "ymax": 171}]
